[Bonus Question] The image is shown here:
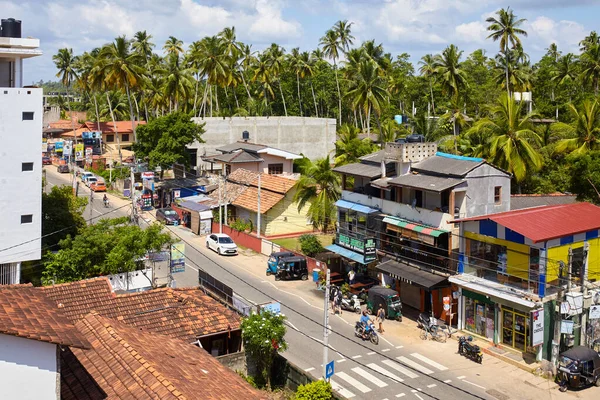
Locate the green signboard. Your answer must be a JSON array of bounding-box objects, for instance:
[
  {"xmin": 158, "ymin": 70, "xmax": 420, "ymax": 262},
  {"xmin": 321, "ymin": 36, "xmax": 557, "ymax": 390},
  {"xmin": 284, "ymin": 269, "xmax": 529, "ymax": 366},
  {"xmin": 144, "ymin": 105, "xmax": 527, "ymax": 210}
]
[{"xmin": 337, "ymin": 234, "xmax": 377, "ymax": 261}]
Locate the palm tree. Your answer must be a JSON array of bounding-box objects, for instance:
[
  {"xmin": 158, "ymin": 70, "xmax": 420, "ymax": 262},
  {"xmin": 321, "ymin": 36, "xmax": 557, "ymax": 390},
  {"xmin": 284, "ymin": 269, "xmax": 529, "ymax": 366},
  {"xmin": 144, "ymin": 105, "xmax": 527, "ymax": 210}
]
[
  {"xmin": 289, "ymin": 47, "xmax": 312, "ymax": 116},
  {"xmin": 293, "ymin": 156, "xmax": 340, "ymax": 232},
  {"xmin": 53, "ymin": 48, "xmax": 79, "ymax": 147},
  {"xmin": 74, "ymin": 51, "xmax": 102, "ymax": 130},
  {"xmin": 163, "ymin": 36, "xmax": 184, "ymax": 57},
  {"xmin": 580, "ymin": 31, "xmax": 600, "ymax": 52},
  {"xmin": 97, "ymin": 36, "xmax": 145, "ymax": 141},
  {"xmin": 468, "ymin": 93, "xmax": 542, "ymax": 182},
  {"xmin": 418, "ymin": 54, "xmax": 437, "ymax": 115},
  {"xmin": 334, "ymin": 20, "xmax": 355, "ymax": 53},
  {"xmin": 252, "ymin": 53, "xmax": 275, "ymax": 115},
  {"xmin": 555, "ymin": 100, "xmax": 600, "ymax": 154},
  {"xmin": 238, "ymin": 43, "xmax": 256, "ymax": 100},
  {"xmin": 486, "ymin": 7, "xmax": 528, "ymax": 97},
  {"xmin": 320, "ymin": 29, "xmax": 342, "ymax": 124},
  {"xmin": 581, "ymin": 44, "xmax": 600, "ymax": 96},
  {"xmin": 162, "ymin": 53, "xmax": 193, "ymax": 110},
  {"xmin": 433, "ymin": 44, "xmax": 468, "ymax": 104},
  {"xmin": 345, "ymin": 60, "xmax": 389, "ymax": 142},
  {"xmin": 265, "ymin": 44, "xmax": 288, "ymax": 116},
  {"xmin": 198, "ymin": 36, "xmax": 229, "ymax": 117},
  {"xmin": 132, "ymin": 31, "xmax": 154, "ymax": 62}
]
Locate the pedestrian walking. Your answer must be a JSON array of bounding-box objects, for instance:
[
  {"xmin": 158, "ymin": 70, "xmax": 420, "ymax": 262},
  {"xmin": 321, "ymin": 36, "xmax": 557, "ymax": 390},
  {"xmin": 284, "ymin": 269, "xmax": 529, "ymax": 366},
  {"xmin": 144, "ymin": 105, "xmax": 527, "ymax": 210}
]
[
  {"xmin": 336, "ymin": 289, "xmax": 343, "ymax": 315},
  {"xmin": 348, "ymin": 268, "xmax": 356, "ymax": 285},
  {"xmin": 330, "ymin": 285, "xmax": 339, "ymax": 315},
  {"xmin": 377, "ymin": 304, "xmax": 386, "ymax": 334}
]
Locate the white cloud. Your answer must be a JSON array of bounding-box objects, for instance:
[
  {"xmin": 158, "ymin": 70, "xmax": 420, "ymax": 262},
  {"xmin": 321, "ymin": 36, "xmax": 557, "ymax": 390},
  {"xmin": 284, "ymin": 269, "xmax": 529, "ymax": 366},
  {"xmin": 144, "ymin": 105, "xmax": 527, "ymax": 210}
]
[
  {"xmin": 454, "ymin": 21, "xmax": 487, "ymax": 44},
  {"xmin": 249, "ymin": 0, "xmax": 301, "ymax": 40},
  {"xmin": 526, "ymin": 16, "xmax": 586, "ymax": 52}
]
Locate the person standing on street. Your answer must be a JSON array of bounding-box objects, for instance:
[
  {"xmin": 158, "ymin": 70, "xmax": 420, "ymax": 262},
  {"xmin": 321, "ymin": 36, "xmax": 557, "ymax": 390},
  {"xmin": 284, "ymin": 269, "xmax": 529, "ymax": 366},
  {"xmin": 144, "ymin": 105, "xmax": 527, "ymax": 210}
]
[
  {"xmin": 348, "ymin": 268, "xmax": 356, "ymax": 285},
  {"xmin": 377, "ymin": 304, "xmax": 386, "ymax": 334}
]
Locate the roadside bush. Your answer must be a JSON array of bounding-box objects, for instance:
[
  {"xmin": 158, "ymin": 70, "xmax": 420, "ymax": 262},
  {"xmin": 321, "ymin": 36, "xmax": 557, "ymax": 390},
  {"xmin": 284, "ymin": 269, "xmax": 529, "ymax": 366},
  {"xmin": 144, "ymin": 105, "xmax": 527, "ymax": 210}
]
[
  {"xmin": 299, "ymin": 234, "xmax": 324, "ymax": 257},
  {"xmin": 341, "ymin": 283, "xmax": 350, "ymax": 296},
  {"xmin": 295, "ymin": 380, "xmax": 333, "ymax": 400},
  {"xmin": 230, "ymin": 218, "xmax": 252, "ymax": 232}
]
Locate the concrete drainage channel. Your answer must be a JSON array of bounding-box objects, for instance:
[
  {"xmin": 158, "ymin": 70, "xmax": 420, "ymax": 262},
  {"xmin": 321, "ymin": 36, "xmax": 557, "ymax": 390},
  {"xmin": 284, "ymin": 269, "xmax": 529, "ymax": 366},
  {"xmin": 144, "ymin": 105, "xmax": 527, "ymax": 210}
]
[{"xmin": 486, "ymin": 388, "xmax": 511, "ymax": 400}]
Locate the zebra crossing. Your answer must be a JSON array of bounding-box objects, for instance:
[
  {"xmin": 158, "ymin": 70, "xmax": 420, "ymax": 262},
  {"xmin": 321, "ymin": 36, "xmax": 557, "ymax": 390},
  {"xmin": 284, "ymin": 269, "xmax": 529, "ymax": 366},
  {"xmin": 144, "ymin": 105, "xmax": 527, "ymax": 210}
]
[{"xmin": 328, "ymin": 352, "xmax": 449, "ymax": 399}]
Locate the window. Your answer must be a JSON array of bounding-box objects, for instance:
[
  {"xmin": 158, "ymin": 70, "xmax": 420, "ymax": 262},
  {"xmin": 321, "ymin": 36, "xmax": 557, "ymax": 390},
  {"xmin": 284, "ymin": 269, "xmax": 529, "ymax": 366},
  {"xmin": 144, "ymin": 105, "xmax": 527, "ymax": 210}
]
[
  {"xmin": 22, "ymin": 111, "xmax": 34, "ymax": 120},
  {"xmin": 21, "ymin": 214, "xmax": 33, "ymax": 224},
  {"xmin": 121, "ymin": 133, "xmax": 130, "ymax": 142},
  {"xmin": 494, "ymin": 186, "xmax": 502, "ymax": 204},
  {"xmin": 268, "ymin": 163, "xmax": 284, "ymax": 174},
  {"xmin": 22, "ymin": 162, "xmax": 34, "ymax": 171},
  {"xmin": 106, "ymin": 134, "xmax": 114, "ymax": 143}
]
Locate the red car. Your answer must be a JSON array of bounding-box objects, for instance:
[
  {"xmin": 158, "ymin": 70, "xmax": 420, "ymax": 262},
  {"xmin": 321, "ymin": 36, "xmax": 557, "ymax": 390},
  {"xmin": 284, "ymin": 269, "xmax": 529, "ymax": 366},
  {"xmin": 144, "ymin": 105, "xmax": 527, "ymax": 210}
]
[
  {"xmin": 42, "ymin": 156, "xmax": 52, "ymax": 165},
  {"xmin": 90, "ymin": 181, "xmax": 107, "ymax": 192}
]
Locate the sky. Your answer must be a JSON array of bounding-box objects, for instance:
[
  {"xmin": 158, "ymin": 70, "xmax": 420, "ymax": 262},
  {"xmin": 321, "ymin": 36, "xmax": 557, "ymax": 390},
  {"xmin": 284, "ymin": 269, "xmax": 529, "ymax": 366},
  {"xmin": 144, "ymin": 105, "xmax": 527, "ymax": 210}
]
[{"xmin": 5, "ymin": 0, "xmax": 600, "ymax": 84}]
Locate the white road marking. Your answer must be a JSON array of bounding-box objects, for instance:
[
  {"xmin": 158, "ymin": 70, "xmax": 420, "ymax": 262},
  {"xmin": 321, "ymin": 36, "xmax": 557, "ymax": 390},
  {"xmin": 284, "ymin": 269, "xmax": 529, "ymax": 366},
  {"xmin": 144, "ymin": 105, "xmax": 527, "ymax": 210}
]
[
  {"xmin": 305, "ymin": 367, "xmax": 315, "ymax": 372},
  {"xmin": 410, "ymin": 353, "xmax": 448, "ymax": 371},
  {"xmin": 338, "ymin": 359, "xmax": 346, "ymax": 363},
  {"xmin": 427, "ymin": 384, "xmax": 437, "ymax": 388},
  {"xmin": 285, "ymin": 321, "xmax": 299, "ymax": 331},
  {"xmin": 382, "ymin": 348, "xmax": 391, "ymax": 352},
  {"xmin": 367, "ymin": 363, "xmax": 404, "ymax": 383},
  {"xmin": 395, "ymin": 394, "xmax": 405, "ymax": 398},
  {"xmin": 381, "ymin": 360, "xmax": 419, "ymax": 379},
  {"xmin": 336, "ymin": 371, "xmax": 372, "ymax": 393},
  {"xmin": 330, "ymin": 379, "xmax": 355, "ymax": 398},
  {"xmin": 444, "ymin": 379, "xmax": 452, "ymax": 383},
  {"xmin": 461, "ymin": 379, "xmax": 486, "ymax": 390},
  {"xmin": 456, "ymin": 375, "xmax": 466, "ymax": 380},
  {"xmin": 367, "ymin": 351, "xmax": 376, "ymax": 355},
  {"xmin": 351, "ymin": 367, "xmax": 388, "ymax": 388},
  {"xmin": 396, "ymin": 345, "xmax": 404, "ymax": 349},
  {"xmin": 352, "ymin": 355, "xmax": 362, "ymax": 359},
  {"xmin": 397, "ymin": 356, "xmax": 433, "ymax": 375}
]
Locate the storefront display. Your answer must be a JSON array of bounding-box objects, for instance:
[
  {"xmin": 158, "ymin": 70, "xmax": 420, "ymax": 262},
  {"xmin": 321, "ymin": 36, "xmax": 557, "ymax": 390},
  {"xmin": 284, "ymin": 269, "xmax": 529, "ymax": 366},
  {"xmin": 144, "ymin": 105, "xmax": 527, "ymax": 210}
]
[
  {"xmin": 463, "ymin": 291, "xmax": 495, "ymax": 340},
  {"xmin": 502, "ymin": 307, "xmax": 529, "ymax": 351}
]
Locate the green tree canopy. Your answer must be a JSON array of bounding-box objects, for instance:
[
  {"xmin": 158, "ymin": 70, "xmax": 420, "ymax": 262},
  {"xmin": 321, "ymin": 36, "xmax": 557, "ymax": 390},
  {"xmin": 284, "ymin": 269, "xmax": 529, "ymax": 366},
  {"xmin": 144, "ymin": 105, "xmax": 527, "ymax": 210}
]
[
  {"xmin": 42, "ymin": 186, "xmax": 88, "ymax": 249},
  {"xmin": 133, "ymin": 111, "xmax": 205, "ymax": 175},
  {"xmin": 42, "ymin": 218, "xmax": 173, "ymax": 284}
]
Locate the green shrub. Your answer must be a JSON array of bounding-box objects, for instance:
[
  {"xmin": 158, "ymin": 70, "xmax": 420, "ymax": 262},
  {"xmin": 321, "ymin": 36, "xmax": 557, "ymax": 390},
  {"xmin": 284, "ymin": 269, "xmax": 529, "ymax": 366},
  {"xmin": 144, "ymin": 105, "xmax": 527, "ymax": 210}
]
[
  {"xmin": 341, "ymin": 283, "xmax": 350, "ymax": 296},
  {"xmin": 295, "ymin": 380, "xmax": 333, "ymax": 400},
  {"xmin": 299, "ymin": 234, "xmax": 324, "ymax": 257},
  {"xmin": 230, "ymin": 218, "xmax": 252, "ymax": 232}
]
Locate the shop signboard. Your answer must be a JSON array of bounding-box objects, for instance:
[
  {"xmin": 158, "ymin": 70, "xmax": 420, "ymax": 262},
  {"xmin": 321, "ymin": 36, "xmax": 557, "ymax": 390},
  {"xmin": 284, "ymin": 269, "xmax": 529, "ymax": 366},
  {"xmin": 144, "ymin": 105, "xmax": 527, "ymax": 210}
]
[
  {"xmin": 337, "ymin": 234, "xmax": 376, "ymax": 259},
  {"xmin": 170, "ymin": 243, "xmax": 185, "ymax": 273},
  {"xmin": 530, "ymin": 309, "xmax": 544, "ymax": 346},
  {"xmin": 55, "ymin": 141, "xmax": 64, "ymax": 151},
  {"xmin": 42, "ymin": 142, "xmax": 48, "ymax": 153},
  {"xmin": 589, "ymin": 305, "xmax": 600, "ymax": 320},
  {"xmin": 63, "ymin": 141, "xmax": 72, "ymax": 156},
  {"xmin": 142, "ymin": 171, "xmax": 155, "ymax": 191},
  {"xmin": 75, "ymin": 143, "xmax": 84, "ymax": 161},
  {"xmin": 364, "ymin": 238, "xmax": 376, "ymax": 261},
  {"xmin": 560, "ymin": 319, "xmax": 574, "ymax": 334}
]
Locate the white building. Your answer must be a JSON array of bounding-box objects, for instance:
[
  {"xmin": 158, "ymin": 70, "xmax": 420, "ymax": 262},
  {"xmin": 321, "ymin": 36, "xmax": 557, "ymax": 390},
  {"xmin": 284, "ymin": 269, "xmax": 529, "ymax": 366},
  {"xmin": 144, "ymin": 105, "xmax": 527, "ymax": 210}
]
[{"xmin": 0, "ymin": 19, "xmax": 43, "ymax": 284}]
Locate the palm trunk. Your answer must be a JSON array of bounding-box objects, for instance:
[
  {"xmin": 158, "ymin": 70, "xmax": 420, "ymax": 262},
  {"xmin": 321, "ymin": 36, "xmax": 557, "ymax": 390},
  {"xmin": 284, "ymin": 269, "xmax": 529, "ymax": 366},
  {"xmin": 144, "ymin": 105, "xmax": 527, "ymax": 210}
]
[
  {"xmin": 310, "ymin": 80, "xmax": 318, "ymax": 117},
  {"xmin": 65, "ymin": 85, "xmax": 76, "ymax": 168},
  {"xmin": 199, "ymin": 81, "xmax": 209, "ymax": 118},
  {"xmin": 505, "ymin": 46, "xmax": 510, "ymax": 98},
  {"xmin": 125, "ymin": 83, "xmax": 137, "ymax": 143},
  {"xmin": 366, "ymin": 106, "xmax": 371, "ymax": 136},
  {"xmin": 375, "ymin": 111, "xmax": 384, "ymax": 149},
  {"xmin": 215, "ymin": 85, "xmax": 220, "ymax": 114},
  {"xmin": 240, "ymin": 66, "xmax": 252, "ymax": 100},
  {"xmin": 278, "ymin": 79, "xmax": 287, "ymax": 116},
  {"xmin": 209, "ymin": 85, "xmax": 213, "ymax": 117},
  {"xmin": 359, "ymin": 109, "xmax": 364, "ymax": 132},
  {"xmin": 106, "ymin": 92, "xmax": 122, "ymax": 164},
  {"xmin": 93, "ymin": 94, "xmax": 101, "ymax": 131},
  {"xmin": 334, "ymin": 59, "xmax": 342, "ymax": 125},
  {"xmin": 144, "ymin": 102, "xmax": 149, "ymax": 122},
  {"xmin": 429, "ymin": 81, "xmax": 435, "ymax": 116},
  {"xmin": 133, "ymin": 94, "xmax": 140, "ymax": 122},
  {"xmin": 193, "ymin": 73, "xmax": 200, "ymax": 115},
  {"xmin": 296, "ymin": 74, "xmax": 303, "ymax": 116},
  {"xmin": 233, "ymin": 88, "xmax": 239, "ymax": 109}
]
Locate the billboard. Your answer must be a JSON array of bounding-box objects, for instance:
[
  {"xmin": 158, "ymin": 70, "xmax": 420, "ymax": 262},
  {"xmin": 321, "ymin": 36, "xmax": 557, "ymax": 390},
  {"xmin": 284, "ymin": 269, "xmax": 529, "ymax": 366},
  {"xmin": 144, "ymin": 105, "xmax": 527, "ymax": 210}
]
[{"xmin": 170, "ymin": 243, "xmax": 185, "ymax": 273}]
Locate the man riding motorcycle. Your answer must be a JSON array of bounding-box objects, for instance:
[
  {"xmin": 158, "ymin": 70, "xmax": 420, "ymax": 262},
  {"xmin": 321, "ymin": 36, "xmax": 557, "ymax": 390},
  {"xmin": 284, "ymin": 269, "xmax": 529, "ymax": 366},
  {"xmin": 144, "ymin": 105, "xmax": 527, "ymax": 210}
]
[
  {"xmin": 103, "ymin": 194, "xmax": 109, "ymax": 207},
  {"xmin": 360, "ymin": 310, "xmax": 373, "ymax": 340}
]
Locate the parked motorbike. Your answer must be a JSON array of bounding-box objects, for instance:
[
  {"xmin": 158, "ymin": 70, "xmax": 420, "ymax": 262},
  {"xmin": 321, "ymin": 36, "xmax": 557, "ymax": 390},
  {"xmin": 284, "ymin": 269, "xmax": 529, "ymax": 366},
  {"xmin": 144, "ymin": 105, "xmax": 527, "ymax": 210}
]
[
  {"xmin": 417, "ymin": 313, "xmax": 435, "ymax": 330},
  {"xmin": 341, "ymin": 295, "xmax": 361, "ymax": 313},
  {"xmin": 355, "ymin": 321, "xmax": 379, "ymax": 345},
  {"xmin": 458, "ymin": 336, "xmax": 483, "ymax": 363}
]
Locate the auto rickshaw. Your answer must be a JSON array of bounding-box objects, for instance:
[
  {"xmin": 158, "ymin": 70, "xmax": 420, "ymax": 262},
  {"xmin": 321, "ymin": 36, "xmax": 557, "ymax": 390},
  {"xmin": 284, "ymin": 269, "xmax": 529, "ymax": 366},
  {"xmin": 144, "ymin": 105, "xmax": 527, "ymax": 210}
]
[
  {"xmin": 366, "ymin": 286, "xmax": 402, "ymax": 321},
  {"xmin": 274, "ymin": 256, "xmax": 309, "ymax": 281},
  {"xmin": 266, "ymin": 251, "xmax": 295, "ymax": 275},
  {"xmin": 557, "ymin": 346, "xmax": 600, "ymax": 391}
]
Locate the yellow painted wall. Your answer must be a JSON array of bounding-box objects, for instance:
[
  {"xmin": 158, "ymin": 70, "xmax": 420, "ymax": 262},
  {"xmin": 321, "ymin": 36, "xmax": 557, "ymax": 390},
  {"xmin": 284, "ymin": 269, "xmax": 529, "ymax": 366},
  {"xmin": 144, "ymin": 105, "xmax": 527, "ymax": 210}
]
[
  {"xmin": 546, "ymin": 238, "xmax": 600, "ymax": 283},
  {"xmin": 465, "ymin": 232, "xmax": 531, "ymax": 279},
  {"xmin": 263, "ymin": 189, "xmax": 313, "ymax": 236}
]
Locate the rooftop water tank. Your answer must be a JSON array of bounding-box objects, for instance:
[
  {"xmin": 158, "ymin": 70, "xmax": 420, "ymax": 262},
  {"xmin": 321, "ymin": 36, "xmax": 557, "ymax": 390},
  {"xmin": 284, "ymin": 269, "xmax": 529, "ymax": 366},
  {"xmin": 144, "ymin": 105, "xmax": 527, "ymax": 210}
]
[
  {"xmin": 242, "ymin": 130, "xmax": 250, "ymax": 141},
  {"xmin": 406, "ymin": 134, "xmax": 425, "ymax": 143},
  {"xmin": 1, "ymin": 18, "xmax": 22, "ymax": 38}
]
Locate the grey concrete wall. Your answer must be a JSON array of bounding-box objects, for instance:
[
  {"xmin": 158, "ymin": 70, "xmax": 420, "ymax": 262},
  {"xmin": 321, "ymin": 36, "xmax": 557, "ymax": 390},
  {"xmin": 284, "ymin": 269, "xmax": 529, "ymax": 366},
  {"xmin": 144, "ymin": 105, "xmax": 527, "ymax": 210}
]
[
  {"xmin": 188, "ymin": 117, "xmax": 336, "ymax": 169},
  {"xmin": 465, "ymin": 163, "xmax": 511, "ymax": 217}
]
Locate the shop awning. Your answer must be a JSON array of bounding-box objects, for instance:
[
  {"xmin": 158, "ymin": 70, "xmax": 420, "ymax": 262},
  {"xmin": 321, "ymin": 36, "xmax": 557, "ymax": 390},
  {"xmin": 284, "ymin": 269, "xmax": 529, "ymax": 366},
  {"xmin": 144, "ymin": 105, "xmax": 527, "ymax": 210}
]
[
  {"xmin": 335, "ymin": 199, "xmax": 379, "ymax": 214},
  {"xmin": 376, "ymin": 259, "xmax": 448, "ymax": 289},
  {"xmin": 382, "ymin": 216, "xmax": 448, "ymax": 237},
  {"xmin": 449, "ymin": 276, "xmax": 537, "ymax": 308},
  {"xmin": 326, "ymin": 244, "xmax": 367, "ymax": 265}
]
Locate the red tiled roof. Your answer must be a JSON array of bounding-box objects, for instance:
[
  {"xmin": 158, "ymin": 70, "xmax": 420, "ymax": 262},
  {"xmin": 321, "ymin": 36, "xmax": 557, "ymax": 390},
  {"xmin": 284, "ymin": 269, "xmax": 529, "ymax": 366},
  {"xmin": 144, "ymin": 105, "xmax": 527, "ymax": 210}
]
[
  {"xmin": 233, "ymin": 186, "xmax": 285, "ymax": 214},
  {"xmin": 84, "ymin": 121, "xmax": 146, "ymax": 133},
  {"xmin": 454, "ymin": 202, "xmax": 600, "ymax": 243},
  {"xmin": 250, "ymin": 174, "xmax": 295, "ymax": 194},
  {"xmin": 61, "ymin": 313, "xmax": 264, "ymax": 400},
  {"xmin": 228, "ymin": 168, "xmax": 259, "ymax": 185},
  {"xmin": 0, "ymin": 285, "xmax": 89, "ymax": 348},
  {"xmin": 49, "ymin": 120, "xmax": 85, "ymax": 130},
  {"xmin": 61, "ymin": 127, "xmax": 91, "ymax": 138},
  {"xmin": 42, "ymin": 277, "xmax": 241, "ymax": 341}
]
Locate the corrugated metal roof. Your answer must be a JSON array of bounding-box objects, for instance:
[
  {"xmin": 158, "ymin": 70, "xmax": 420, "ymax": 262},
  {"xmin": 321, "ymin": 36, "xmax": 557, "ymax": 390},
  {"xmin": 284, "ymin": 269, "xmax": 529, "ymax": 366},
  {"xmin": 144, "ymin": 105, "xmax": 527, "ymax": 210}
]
[
  {"xmin": 412, "ymin": 154, "xmax": 483, "ymax": 177},
  {"xmin": 388, "ymin": 173, "xmax": 463, "ymax": 192},
  {"xmin": 178, "ymin": 200, "xmax": 211, "ymax": 212},
  {"xmin": 215, "ymin": 141, "xmax": 267, "ymax": 153},
  {"xmin": 333, "ymin": 162, "xmax": 382, "ymax": 179},
  {"xmin": 376, "ymin": 259, "xmax": 447, "ymax": 289},
  {"xmin": 454, "ymin": 202, "xmax": 600, "ymax": 243},
  {"xmin": 359, "ymin": 150, "xmax": 386, "ymax": 164},
  {"xmin": 212, "ymin": 151, "xmax": 263, "ymax": 163}
]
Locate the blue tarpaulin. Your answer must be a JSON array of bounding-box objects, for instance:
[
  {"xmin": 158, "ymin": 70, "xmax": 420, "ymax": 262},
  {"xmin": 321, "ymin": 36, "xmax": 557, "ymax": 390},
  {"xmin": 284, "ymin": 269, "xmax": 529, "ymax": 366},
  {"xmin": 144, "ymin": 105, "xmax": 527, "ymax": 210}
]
[{"xmin": 325, "ymin": 244, "xmax": 367, "ymax": 265}]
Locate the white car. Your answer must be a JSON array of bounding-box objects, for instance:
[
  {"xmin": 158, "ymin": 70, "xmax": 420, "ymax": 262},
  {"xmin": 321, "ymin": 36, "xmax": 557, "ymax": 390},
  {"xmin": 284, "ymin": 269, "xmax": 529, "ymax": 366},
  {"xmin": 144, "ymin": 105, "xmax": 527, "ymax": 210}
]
[
  {"xmin": 85, "ymin": 176, "xmax": 98, "ymax": 187},
  {"xmin": 206, "ymin": 233, "xmax": 238, "ymax": 256},
  {"xmin": 81, "ymin": 171, "xmax": 94, "ymax": 183}
]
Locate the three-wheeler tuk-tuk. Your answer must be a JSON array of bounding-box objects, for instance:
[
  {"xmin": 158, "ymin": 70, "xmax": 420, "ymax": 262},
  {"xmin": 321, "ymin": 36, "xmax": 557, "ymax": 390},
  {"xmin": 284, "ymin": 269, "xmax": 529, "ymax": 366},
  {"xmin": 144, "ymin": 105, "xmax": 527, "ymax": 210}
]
[
  {"xmin": 557, "ymin": 346, "xmax": 600, "ymax": 391},
  {"xmin": 274, "ymin": 256, "xmax": 309, "ymax": 281},
  {"xmin": 266, "ymin": 251, "xmax": 295, "ymax": 275},
  {"xmin": 366, "ymin": 286, "xmax": 403, "ymax": 322}
]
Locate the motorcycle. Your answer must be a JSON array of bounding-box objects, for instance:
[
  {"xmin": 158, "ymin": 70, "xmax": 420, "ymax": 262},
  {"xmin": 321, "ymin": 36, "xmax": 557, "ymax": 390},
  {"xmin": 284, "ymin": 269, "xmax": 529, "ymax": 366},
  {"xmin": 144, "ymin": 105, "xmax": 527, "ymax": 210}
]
[
  {"xmin": 458, "ymin": 336, "xmax": 483, "ymax": 363},
  {"xmin": 103, "ymin": 198, "xmax": 110, "ymax": 208},
  {"xmin": 355, "ymin": 321, "xmax": 379, "ymax": 345},
  {"xmin": 341, "ymin": 295, "xmax": 361, "ymax": 313}
]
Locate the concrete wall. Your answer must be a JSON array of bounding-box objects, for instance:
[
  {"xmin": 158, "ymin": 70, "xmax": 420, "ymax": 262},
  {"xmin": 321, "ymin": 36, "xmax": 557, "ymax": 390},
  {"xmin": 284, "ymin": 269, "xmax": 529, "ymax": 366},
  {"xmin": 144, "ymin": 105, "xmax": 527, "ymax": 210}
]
[
  {"xmin": 0, "ymin": 88, "xmax": 42, "ymax": 267},
  {"xmin": 465, "ymin": 164, "xmax": 511, "ymax": 217},
  {"xmin": 228, "ymin": 154, "xmax": 294, "ymax": 175},
  {"xmin": 0, "ymin": 334, "xmax": 58, "ymax": 400},
  {"xmin": 107, "ymin": 267, "xmax": 153, "ymax": 292},
  {"xmin": 189, "ymin": 117, "xmax": 336, "ymax": 169}
]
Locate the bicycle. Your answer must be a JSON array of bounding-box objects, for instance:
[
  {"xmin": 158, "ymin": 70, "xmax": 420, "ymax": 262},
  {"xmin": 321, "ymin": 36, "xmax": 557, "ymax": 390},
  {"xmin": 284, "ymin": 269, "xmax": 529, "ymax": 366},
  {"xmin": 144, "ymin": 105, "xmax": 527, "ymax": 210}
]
[{"xmin": 419, "ymin": 323, "xmax": 448, "ymax": 343}]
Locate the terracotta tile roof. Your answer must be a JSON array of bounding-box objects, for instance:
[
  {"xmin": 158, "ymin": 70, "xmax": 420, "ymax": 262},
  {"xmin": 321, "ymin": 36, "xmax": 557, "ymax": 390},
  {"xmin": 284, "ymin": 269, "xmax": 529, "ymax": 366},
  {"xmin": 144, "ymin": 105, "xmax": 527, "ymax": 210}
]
[
  {"xmin": 61, "ymin": 314, "xmax": 264, "ymax": 400},
  {"xmin": 0, "ymin": 285, "xmax": 89, "ymax": 348},
  {"xmin": 228, "ymin": 168, "xmax": 259, "ymax": 185},
  {"xmin": 84, "ymin": 121, "xmax": 146, "ymax": 133},
  {"xmin": 42, "ymin": 277, "xmax": 241, "ymax": 341},
  {"xmin": 233, "ymin": 186, "xmax": 285, "ymax": 214},
  {"xmin": 49, "ymin": 120, "xmax": 85, "ymax": 130},
  {"xmin": 61, "ymin": 127, "xmax": 92, "ymax": 138},
  {"xmin": 249, "ymin": 174, "xmax": 296, "ymax": 194},
  {"xmin": 202, "ymin": 181, "xmax": 247, "ymax": 208}
]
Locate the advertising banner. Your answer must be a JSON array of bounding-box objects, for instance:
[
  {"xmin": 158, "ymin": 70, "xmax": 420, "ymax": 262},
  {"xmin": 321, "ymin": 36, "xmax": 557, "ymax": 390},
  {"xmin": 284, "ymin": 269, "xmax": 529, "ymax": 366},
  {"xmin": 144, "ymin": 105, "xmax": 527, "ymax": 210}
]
[
  {"xmin": 590, "ymin": 305, "xmax": 600, "ymax": 320},
  {"xmin": 530, "ymin": 309, "xmax": 544, "ymax": 346},
  {"xmin": 55, "ymin": 141, "xmax": 64, "ymax": 151},
  {"xmin": 75, "ymin": 143, "xmax": 84, "ymax": 161},
  {"xmin": 170, "ymin": 243, "xmax": 185, "ymax": 273},
  {"xmin": 63, "ymin": 141, "xmax": 72, "ymax": 156}
]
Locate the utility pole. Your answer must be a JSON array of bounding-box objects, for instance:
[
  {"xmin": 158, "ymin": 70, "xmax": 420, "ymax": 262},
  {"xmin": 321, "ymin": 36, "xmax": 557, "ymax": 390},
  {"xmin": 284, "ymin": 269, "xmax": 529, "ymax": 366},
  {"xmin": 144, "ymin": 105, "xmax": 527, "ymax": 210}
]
[
  {"xmin": 581, "ymin": 242, "xmax": 590, "ymax": 346},
  {"xmin": 553, "ymin": 249, "xmax": 572, "ymax": 366},
  {"xmin": 322, "ymin": 268, "xmax": 330, "ymax": 380},
  {"xmin": 130, "ymin": 166, "xmax": 137, "ymax": 225},
  {"xmin": 223, "ymin": 173, "xmax": 227, "ymax": 226},
  {"xmin": 257, "ymin": 173, "xmax": 261, "ymax": 238},
  {"xmin": 219, "ymin": 175, "xmax": 223, "ymax": 234}
]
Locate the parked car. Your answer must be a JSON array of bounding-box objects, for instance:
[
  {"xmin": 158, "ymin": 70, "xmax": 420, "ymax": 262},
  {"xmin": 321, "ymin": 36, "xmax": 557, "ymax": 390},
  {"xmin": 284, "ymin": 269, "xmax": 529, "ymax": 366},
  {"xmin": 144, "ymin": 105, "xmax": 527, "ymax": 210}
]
[
  {"xmin": 57, "ymin": 164, "xmax": 70, "ymax": 173},
  {"xmin": 90, "ymin": 181, "xmax": 107, "ymax": 192},
  {"xmin": 156, "ymin": 207, "xmax": 181, "ymax": 225},
  {"xmin": 206, "ymin": 233, "xmax": 238, "ymax": 256},
  {"xmin": 42, "ymin": 156, "xmax": 52, "ymax": 165},
  {"xmin": 85, "ymin": 176, "xmax": 98, "ymax": 187},
  {"xmin": 81, "ymin": 172, "xmax": 94, "ymax": 183}
]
